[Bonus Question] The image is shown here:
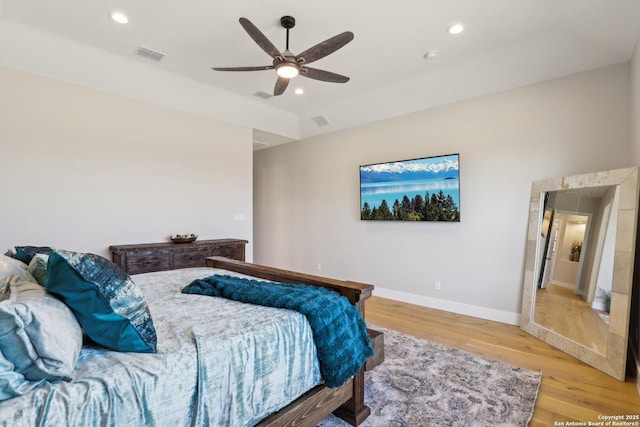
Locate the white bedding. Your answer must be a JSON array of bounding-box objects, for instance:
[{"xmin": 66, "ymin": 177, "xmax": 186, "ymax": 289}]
[{"xmin": 0, "ymin": 267, "xmax": 322, "ymax": 427}]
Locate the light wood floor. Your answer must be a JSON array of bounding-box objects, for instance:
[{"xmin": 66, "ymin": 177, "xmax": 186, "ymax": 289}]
[
  {"xmin": 534, "ymin": 283, "xmax": 608, "ymax": 354},
  {"xmin": 365, "ymin": 296, "xmax": 640, "ymax": 426}
]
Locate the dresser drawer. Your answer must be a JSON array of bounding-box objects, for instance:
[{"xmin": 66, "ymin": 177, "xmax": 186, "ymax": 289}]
[
  {"xmin": 127, "ymin": 252, "xmax": 172, "ymax": 275},
  {"xmin": 211, "ymin": 245, "xmax": 244, "ymax": 261},
  {"xmin": 110, "ymin": 239, "xmax": 248, "ymax": 274},
  {"xmin": 172, "ymin": 249, "xmax": 209, "ymax": 269}
]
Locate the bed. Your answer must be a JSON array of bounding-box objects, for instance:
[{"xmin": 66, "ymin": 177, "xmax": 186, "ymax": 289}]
[{"xmin": 0, "ymin": 251, "xmax": 374, "ymax": 427}]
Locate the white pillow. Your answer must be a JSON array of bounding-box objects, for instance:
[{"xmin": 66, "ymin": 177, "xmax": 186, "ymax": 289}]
[
  {"xmin": 28, "ymin": 254, "xmax": 49, "ymax": 287},
  {"xmin": 0, "ymin": 255, "xmax": 37, "ymax": 301},
  {"xmin": 0, "ymin": 348, "xmax": 45, "ymax": 401},
  {"xmin": 0, "ymin": 280, "xmax": 82, "ymax": 381}
]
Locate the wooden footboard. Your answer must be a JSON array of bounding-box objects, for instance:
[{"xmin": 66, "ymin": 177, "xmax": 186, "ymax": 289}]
[{"xmin": 206, "ymin": 257, "xmax": 373, "ymax": 427}]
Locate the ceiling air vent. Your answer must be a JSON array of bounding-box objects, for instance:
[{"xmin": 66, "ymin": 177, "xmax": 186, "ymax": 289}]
[
  {"xmin": 136, "ymin": 46, "xmax": 165, "ymax": 61},
  {"xmin": 312, "ymin": 115, "xmax": 331, "ymax": 127},
  {"xmin": 254, "ymin": 91, "xmax": 273, "ymax": 100},
  {"xmin": 253, "ymin": 140, "xmax": 270, "ymax": 150}
]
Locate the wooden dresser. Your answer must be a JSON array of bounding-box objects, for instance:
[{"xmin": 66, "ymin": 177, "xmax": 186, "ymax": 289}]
[{"xmin": 110, "ymin": 239, "xmax": 248, "ymax": 275}]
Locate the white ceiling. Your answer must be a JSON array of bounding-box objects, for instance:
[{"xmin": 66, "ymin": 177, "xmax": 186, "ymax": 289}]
[{"xmin": 2, "ymin": 0, "xmax": 640, "ymax": 150}]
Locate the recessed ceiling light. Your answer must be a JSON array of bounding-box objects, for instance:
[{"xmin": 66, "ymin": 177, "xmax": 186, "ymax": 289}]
[
  {"xmin": 448, "ymin": 23, "xmax": 464, "ymax": 35},
  {"xmin": 110, "ymin": 12, "xmax": 129, "ymax": 24},
  {"xmin": 294, "ymin": 88, "xmax": 304, "ymax": 95},
  {"xmin": 423, "ymin": 50, "xmax": 438, "ymax": 60}
]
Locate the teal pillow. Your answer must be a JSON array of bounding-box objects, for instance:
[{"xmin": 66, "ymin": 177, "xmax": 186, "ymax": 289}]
[
  {"xmin": 1, "ymin": 255, "xmax": 37, "ymax": 301},
  {"xmin": 45, "ymin": 250, "xmax": 157, "ymax": 353},
  {"xmin": 0, "ymin": 348, "xmax": 45, "ymax": 401},
  {"xmin": 0, "ymin": 280, "xmax": 82, "ymax": 381},
  {"xmin": 14, "ymin": 246, "xmax": 54, "ymax": 265}
]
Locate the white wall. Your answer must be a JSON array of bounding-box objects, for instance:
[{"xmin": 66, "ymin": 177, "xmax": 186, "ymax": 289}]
[
  {"xmin": 254, "ymin": 63, "xmax": 632, "ymax": 324},
  {"xmin": 0, "ymin": 66, "xmax": 253, "ymax": 260}
]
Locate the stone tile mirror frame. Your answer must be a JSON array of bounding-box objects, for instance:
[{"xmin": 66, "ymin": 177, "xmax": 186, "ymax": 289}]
[{"xmin": 520, "ymin": 167, "xmax": 639, "ymax": 380}]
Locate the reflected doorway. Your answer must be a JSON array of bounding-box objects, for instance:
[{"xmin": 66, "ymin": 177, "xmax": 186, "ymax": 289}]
[{"xmin": 541, "ymin": 212, "xmax": 589, "ymax": 293}]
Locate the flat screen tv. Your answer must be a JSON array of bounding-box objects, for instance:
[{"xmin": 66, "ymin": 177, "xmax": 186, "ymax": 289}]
[{"xmin": 360, "ymin": 153, "xmax": 460, "ymax": 222}]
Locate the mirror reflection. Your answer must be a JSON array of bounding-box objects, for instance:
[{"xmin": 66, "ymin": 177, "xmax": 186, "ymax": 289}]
[
  {"xmin": 520, "ymin": 167, "xmax": 639, "ymax": 381},
  {"xmin": 533, "ymin": 186, "xmax": 617, "ymax": 355}
]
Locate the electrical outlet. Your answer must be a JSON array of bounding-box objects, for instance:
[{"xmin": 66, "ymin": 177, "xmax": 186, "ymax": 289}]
[
  {"xmin": 434, "ymin": 281, "xmax": 441, "ymax": 290},
  {"xmin": 317, "ymin": 263, "xmax": 322, "ymax": 270}
]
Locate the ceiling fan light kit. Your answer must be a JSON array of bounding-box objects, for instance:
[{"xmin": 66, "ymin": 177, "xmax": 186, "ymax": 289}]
[
  {"xmin": 212, "ymin": 15, "xmax": 353, "ymax": 96},
  {"xmin": 275, "ymin": 62, "xmax": 299, "ymax": 78}
]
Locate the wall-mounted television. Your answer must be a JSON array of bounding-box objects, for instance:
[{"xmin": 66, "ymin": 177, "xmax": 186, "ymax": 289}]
[{"xmin": 360, "ymin": 153, "xmax": 460, "ymax": 222}]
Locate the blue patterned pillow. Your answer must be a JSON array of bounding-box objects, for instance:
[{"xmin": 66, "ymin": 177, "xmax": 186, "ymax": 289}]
[{"xmin": 45, "ymin": 250, "xmax": 157, "ymax": 353}]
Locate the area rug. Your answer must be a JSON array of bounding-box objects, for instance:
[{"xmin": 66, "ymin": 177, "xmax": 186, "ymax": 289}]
[{"xmin": 317, "ymin": 326, "xmax": 541, "ymax": 427}]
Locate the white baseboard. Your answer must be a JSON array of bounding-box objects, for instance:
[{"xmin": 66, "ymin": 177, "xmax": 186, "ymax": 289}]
[
  {"xmin": 550, "ymin": 280, "xmax": 575, "ymax": 289},
  {"xmin": 591, "ymin": 297, "xmax": 606, "ymax": 312},
  {"xmin": 373, "ymin": 287, "xmax": 521, "ymax": 326}
]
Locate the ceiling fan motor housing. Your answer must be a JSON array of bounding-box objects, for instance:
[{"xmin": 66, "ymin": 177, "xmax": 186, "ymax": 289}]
[{"xmin": 280, "ymin": 16, "xmax": 295, "ymax": 29}]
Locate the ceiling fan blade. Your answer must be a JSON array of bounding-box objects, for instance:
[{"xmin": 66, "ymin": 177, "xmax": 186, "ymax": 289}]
[
  {"xmin": 295, "ymin": 31, "xmax": 354, "ymax": 65},
  {"xmin": 300, "ymin": 67, "xmax": 350, "ymax": 83},
  {"xmin": 239, "ymin": 17, "xmax": 284, "ymax": 60},
  {"xmin": 212, "ymin": 65, "xmax": 274, "ymax": 72},
  {"xmin": 273, "ymin": 76, "xmax": 290, "ymax": 96}
]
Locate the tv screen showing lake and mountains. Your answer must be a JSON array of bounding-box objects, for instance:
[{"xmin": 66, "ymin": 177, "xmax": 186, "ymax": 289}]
[{"xmin": 360, "ymin": 153, "xmax": 460, "ymax": 222}]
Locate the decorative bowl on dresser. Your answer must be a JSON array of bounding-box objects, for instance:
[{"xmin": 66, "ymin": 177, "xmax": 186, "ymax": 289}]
[
  {"xmin": 110, "ymin": 238, "xmax": 248, "ymax": 274},
  {"xmin": 169, "ymin": 233, "xmax": 198, "ymax": 244}
]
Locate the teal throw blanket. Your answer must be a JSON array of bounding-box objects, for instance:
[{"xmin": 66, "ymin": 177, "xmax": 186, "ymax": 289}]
[{"xmin": 182, "ymin": 274, "xmax": 373, "ymax": 388}]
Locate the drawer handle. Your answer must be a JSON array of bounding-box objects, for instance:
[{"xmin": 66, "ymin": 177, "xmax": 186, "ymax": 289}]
[{"xmin": 144, "ymin": 259, "xmax": 156, "ymax": 265}]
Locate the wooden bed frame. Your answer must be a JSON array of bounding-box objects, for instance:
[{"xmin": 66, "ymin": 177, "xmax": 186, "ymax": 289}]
[{"xmin": 206, "ymin": 256, "xmax": 374, "ymax": 427}]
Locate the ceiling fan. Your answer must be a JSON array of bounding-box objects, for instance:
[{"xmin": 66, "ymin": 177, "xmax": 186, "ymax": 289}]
[{"xmin": 212, "ymin": 16, "xmax": 354, "ymax": 96}]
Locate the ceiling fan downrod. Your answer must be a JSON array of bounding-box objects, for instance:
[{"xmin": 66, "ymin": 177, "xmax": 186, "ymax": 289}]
[{"xmin": 280, "ymin": 16, "xmax": 295, "ymax": 51}]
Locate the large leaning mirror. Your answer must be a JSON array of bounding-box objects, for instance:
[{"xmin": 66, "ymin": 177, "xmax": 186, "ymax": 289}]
[{"xmin": 521, "ymin": 167, "xmax": 639, "ymax": 380}]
